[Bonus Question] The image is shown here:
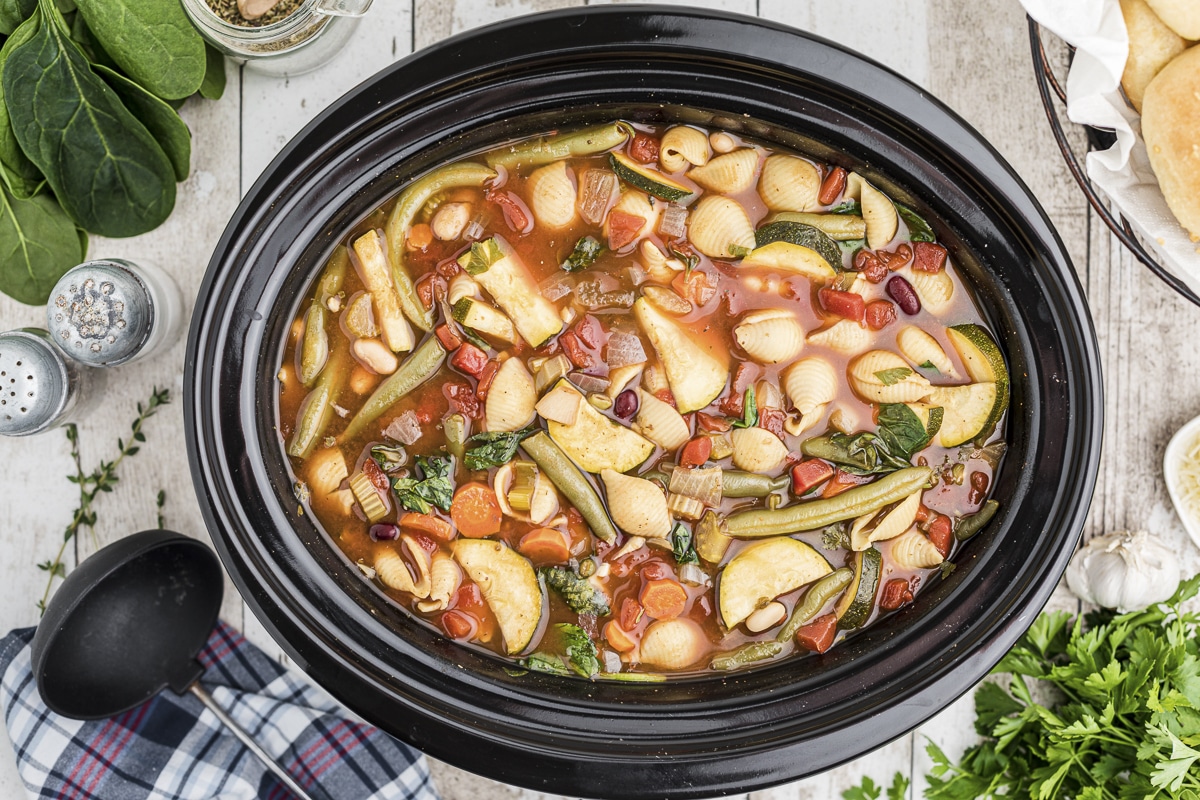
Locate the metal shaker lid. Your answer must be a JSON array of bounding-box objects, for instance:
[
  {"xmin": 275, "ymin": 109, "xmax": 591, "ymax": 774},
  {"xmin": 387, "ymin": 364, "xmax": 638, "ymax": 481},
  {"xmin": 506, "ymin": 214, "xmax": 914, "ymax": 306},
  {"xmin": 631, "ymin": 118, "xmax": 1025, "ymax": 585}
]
[
  {"xmin": 0, "ymin": 329, "xmax": 71, "ymax": 436},
  {"xmin": 47, "ymin": 260, "xmax": 153, "ymax": 367}
]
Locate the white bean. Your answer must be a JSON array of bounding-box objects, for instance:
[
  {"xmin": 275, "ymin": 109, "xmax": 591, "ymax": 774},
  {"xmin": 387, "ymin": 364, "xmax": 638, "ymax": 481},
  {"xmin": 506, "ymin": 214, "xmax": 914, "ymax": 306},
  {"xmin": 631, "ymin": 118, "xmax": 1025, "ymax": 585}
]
[
  {"xmin": 745, "ymin": 601, "xmax": 787, "ymax": 633},
  {"xmin": 431, "ymin": 202, "xmax": 472, "ymax": 241},
  {"xmin": 351, "ymin": 338, "xmax": 398, "ymax": 375}
]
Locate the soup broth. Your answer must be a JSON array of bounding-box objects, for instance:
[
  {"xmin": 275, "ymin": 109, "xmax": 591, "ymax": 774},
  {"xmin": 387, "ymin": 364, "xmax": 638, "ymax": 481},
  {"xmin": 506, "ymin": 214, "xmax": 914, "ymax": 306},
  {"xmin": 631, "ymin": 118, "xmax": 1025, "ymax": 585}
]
[{"xmin": 277, "ymin": 120, "xmax": 1008, "ymax": 679}]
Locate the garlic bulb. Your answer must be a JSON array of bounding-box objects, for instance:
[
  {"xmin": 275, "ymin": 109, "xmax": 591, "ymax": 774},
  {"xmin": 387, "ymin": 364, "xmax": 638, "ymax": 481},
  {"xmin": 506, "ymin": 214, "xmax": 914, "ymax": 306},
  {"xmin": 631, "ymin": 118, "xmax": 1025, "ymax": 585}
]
[{"xmin": 1064, "ymin": 530, "xmax": 1179, "ymax": 612}]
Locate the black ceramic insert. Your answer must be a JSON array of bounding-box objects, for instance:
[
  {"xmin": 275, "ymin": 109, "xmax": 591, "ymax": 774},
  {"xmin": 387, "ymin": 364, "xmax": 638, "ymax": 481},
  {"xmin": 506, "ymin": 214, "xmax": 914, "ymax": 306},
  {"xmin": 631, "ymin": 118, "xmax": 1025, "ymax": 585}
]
[{"xmin": 185, "ymin": 6, "xmax": 1102, "ymax": 797}]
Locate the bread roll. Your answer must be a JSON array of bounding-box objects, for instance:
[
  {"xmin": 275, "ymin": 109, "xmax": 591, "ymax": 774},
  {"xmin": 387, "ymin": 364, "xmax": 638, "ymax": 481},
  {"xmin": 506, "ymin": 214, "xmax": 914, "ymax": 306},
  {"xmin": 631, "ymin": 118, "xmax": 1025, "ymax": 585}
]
[
  {"xmin": 1144, "ymin": 0, "xmax": 1200, "ymax": 38},
  {"xmin": 1142, "ymin": 45, "xmax": 1200, "ymax": 241},
  {"xmin": 1121, "ymin": 0, "xmax": 1190, "ymax": 110}
]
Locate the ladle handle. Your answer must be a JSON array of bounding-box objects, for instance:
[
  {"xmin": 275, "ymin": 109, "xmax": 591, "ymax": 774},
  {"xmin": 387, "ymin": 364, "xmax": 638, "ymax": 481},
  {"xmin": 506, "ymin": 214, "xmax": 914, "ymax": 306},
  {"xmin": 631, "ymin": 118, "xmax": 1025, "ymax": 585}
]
[{"xmin": 189, "ymin": 683, "xmax": 322, "ymax": 800}]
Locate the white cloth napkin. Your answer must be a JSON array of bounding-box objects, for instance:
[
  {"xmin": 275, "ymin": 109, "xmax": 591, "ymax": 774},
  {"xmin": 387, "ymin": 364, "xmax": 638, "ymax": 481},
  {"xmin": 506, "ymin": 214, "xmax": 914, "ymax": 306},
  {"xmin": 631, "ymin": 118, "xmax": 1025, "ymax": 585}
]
[{"xmin": 1020, "ymin": 0, "xmax": 1200, "ymax": 293}]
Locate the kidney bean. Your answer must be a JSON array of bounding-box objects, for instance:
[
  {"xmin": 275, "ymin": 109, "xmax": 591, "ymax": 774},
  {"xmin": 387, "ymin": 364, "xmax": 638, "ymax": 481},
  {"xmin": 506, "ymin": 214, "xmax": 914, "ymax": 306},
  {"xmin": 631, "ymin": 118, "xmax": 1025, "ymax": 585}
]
[
  {"xmin": 614, "ymin": 389, "xmax": 639, "ymax": 419},
  {"xmin": 475, "ymin": 361, "xmax": 499, "ymax": 401},
  {"xmin": 818, "ymin": 167, "xmax": 848, "ymax": 206},
  {"xmin": 879, "ymin": 578, "xmax": 914, "ymax": 611},
  {"xmin": 362, "ymin": 458, "xmax": 390, "ymax": 493},
  {"xmin": 629, "ymin": 132, "xmax": 660, "ymax": 164},
  {"xmin": 968, "ymin": 470, "xmax": 990, "ymax": 505},
  {"xmin": 853, "ymin": 249, "xmax": 888, "ymax": 283},
  {"xmin": 696, "ymin": 411, "xmax": 731, "ymax": 432},
  {"xmin": 864, "ymin": 300, "xmax": 896, "ymax": 331},
  {"xmin": 886, "ymin": 275, "xmax": 921, "ymax": 315},
  {"xmin": 445, "ymin": 380, "xmax": 481, "ymax": 418},
  {"xmin": 486, "ymin": 189, "xmax": 532, "ymax": 234},
  {"xmin": 369, "ymin": 523, "xmax": 399, "ymax": 542},
  {"xmin": 559, "ymin": 330, "xmax": 593, "ymax": 369},
  {"xmin": 880, "ymin": 243, "xmax": 912, "ymax": 271},
  {"xmin": 912, "ymin": 241, "xmax": 948, "ymax": 273},
  {"xmin": 575, "ymin": 314, "xmax": 603, "ymax": 348},
  {"xmin": 619, "ymin": 597, "xmax": 645, "ymax": 630}
]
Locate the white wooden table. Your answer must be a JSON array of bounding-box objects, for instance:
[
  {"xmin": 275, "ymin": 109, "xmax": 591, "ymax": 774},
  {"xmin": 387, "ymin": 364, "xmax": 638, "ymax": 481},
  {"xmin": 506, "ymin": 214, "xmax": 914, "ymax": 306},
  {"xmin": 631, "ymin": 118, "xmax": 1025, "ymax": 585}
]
[{"xmin": 2, "ymin": 1, "xmax": 1198, "ymax": 798}]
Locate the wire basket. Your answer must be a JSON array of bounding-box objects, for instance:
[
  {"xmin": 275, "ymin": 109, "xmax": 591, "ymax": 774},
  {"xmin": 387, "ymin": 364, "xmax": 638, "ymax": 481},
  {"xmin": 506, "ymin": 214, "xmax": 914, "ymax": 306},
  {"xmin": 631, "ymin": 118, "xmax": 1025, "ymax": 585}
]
[{"xmin": 1027, "ymin": 16, "xmax": 1200, "ymax": 306}]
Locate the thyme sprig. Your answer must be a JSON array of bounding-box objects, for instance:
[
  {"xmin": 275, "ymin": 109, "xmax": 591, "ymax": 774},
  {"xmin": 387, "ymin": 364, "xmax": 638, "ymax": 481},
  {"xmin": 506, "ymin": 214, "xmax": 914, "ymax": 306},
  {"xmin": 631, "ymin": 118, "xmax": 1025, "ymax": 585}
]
[{"xmin": 36, "ymin": 386, "xmax": 171, "ymax": 613}]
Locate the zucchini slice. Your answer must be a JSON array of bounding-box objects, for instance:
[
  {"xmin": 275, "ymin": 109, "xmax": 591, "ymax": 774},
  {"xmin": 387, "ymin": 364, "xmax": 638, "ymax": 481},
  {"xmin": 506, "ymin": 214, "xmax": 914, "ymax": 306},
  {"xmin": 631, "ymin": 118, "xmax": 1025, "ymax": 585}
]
[
  {"xmin": 928, "ymin": 382, "xmax": 1000, "ymax": 447},
  {"xmin": 610, "ymin": 153, "xmax": 693, "ymax": 202},
  {"xmin": 946, "ymin": 324, "xmax": 1010, "ymax": 432},
  {"xmin": 451, "ymin": 297, "xmax": 516, "ymax": 342},
  {"xmin": 450, "ymin": 539, "xmax": 544, "ymax": 654},
  {"xmin": 905, "ymin": 403, "xmax": 944, "ymax": 440},
  {"xmin": 740, "ymin": 241, "xmax": 837, "ymax": 281},
  {"xmin": 632, "ymin": 297, "xmax": 730, "ymax": 413},
  {"xmin": 835, "ymin": 547, "xmax": 882, "ymax": 630},
  {"xmin": 458, "ymin": 238, "xmax": 563, "ymax": 347},
  {"xmin": 545, "ymin": 380, "xmax": 654, "ymax": 473},
  {"xmin": 770, "ymin": 211, "xmax": 867, "ymax": 241},
  {"xmin": 718, "ymin": 538, "xmax": 833, "ymax": 629},
  {"xmin": 754, "ymin": 220, "xmax": 842, "ymax": 268}
]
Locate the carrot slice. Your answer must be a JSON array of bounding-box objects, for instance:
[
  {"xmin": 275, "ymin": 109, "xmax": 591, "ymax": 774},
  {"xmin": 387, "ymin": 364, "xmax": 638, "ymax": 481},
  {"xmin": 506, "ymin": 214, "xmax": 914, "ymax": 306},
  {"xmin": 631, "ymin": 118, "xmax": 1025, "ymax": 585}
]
[
  {"xmin": 399, "ymin": 512, "xmax": 454, "ymax": 541},
  {"xmin": 639, "ymin": 579, "xmax": 688, "ymax": 620},
  {"xmin": 450, "ymin": 482, "xmax": 502, "ymax": 538},
  {"xmin": 604, "ymin": 620, "xmax": 636, "ymax": 653},
  {"xmin": 518, "ymin": 527, "xmax": 571, "ymax": 565}
]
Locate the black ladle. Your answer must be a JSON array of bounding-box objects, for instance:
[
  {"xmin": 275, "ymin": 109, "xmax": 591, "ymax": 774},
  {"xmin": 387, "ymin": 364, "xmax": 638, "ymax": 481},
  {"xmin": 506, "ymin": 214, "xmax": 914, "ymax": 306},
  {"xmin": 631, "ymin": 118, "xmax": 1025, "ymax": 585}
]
[{"xmin": 31, "ymin": 530, "xmax": 320, "ymax": 800}]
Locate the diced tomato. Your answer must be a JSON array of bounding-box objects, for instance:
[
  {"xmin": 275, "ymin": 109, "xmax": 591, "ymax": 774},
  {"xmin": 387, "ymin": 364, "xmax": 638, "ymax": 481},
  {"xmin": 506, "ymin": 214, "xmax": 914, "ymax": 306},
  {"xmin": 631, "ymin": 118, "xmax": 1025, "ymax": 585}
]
[
  {"xmin": 912, "ymin": 241, "xmax": 948, "ymax": 273},
  {"xmin": 441, "ymin": 610, "xmax": 474, "ymax": 639},
  {"xmin": 865, "ymin": 300, "xmax": 897, "ymax": 331},
  {"xmin": 818, "ymin": 288, "xmax": 865, "ymax": 323},
  {"xmin": 435, "ymin": 257, "xmax": 461, "ymax": 279},
  {"xmin": 696, "ymin": 411, "xmax": 732, "ymax": 433},
  {"xmin": 853, "ymin": 249, "xmax": 888, "ymax": 283},
  {"xmin": 575, "ymin": 314, "xmax": 603, "ymax": 348},
  {"xmin": 719, "ymin": 362, "xmax": 755, "ymax": 417},
  {"xmin": 444, "ymin": 380, "xmax": 481, "ymax": 419},
  {"xmin": 795, "ymin": 613, "xmax": 837, "ymax": 653},
  {"xmin": 415, "ymin": 273, "xmax": 436, "ymax": 310},
  {"xmin": 758, "ymin": 407, "xmax": 786, "ymax": 439},
  {"xmin": 475, "ymin": 361, "xmax": 499, "ymax": 400},
  {"xmin": 928, "ymin": 514, "xmax": 953, "ymax": 559},
  {"xmin": 608, "ymin": 209, "xmax": 646, "ymax": 250},
  {"xmin": 641, "ymin": 561, "xmax": 671, "ymax": 581},
  {"xmin": 361, "ymin": 458, "xmax": 390, "ymax": 493},
  {"xmin": 454, "ymin": 582, "xmax": 482, "ymax": 610},
  {"xmin": 450, "ymin": 343, "xmax": 489, "ymax": 378},
  {"xmin": 619, "ymin": 597, "xmax": 644, "ymax": 630},
  {"xmin": 821, "ymin": 469, "xmax": 868, "ymax": 498},
  {"xmin": 879, "ymin": 578, "xmax": 915, "ymax": 611},
  {"xmin": 654, "ymin": 388, "xmax": 677, "ymax": 409},
  {"xmin": 679, "ymin": 437, "xmax": 712, "ymax": 468},
  {"xmin": 486, "ymin": 189, "xmax": 532, "ymax": 234},
  {"xmin": 915, "ymin": 504, "xmax": 931, "ymax": 524},
  {"xmin": 672, "ymin": 269, "xmax": 718, "ymax": 306},
  {"xmin": 604, "ymin": 620, "xmax": 637, "ymax": 653},
  {"xmin": 435, "ymin": 324, "xmax": 463, "ymax": 351},
  {"xmin": 818, "ymin": 167, "xmax": 848, "ymax": 206},
  {"xmin": 558, "ymin": 330, "xmax": 593, "ymax": 369},
  {"xmin": 629, "ymin": 133, "xmax": 660, "ymax": 164},
  {"xmin": 791, "ymin": 459, "xmax": 834, "ymax": 496}
]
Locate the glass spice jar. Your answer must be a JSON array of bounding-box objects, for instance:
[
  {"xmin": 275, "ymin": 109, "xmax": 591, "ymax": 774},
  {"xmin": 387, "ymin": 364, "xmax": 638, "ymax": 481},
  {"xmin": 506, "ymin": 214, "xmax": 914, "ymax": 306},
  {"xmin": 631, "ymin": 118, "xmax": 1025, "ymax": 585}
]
[
  {"xmin": 0, "ymin": 329, "xmax": 105, "ymax": 437},
  {"xmin": 180, "ymin": 0, "xmax": 374, "ymax": 76}
]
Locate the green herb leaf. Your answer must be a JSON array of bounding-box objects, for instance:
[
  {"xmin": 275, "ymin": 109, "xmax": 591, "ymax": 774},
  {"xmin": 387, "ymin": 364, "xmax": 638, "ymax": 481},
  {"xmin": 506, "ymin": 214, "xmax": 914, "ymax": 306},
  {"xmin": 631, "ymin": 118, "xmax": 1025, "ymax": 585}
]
[
  {"xmin": 369, "ymin": 443, "xmax": 406, "ymax": 473},
  {"xmin": 670, "ymin": 522, "xmax": 698, "ymax": 565},
  {"xmin": 821, "ymin": 522, "xmax": 850, "ymax": 550},
  {"xmin": 459, "ymin": 237, "xmax": 504, "ymax": 275},
  {"xmin": 72, "ymin": 0, "xmax": 206, "ymax": 100},
  {"xmin": 730, "ymin": 386, "xmax": 758, "ymax": 429},
  {"xmin": 94, "ymin": 64, "xmax": 191, "ymax": 182},
  {"xmin": 886, "ymin": 772, "xmax": 909, "ymax": 800},
  {"xmin": 728, "ymin": 244, "xmax": 751, "ymax": 258},
  {"xmin": 4, "ymin": 0, "xmax": 177, "ymax": 237},
  {"xmin": 521, "ymin": 652, "xmax": 570, "ymax": 676},
  {"xmin": 561, "ymin": 235, "xmax": 602, "ymax": 272},
  {"xmin": 464, "ymin": 426, "xmax": 535, "ymax": 471},
  {"xmin": 669, "ymin": 243, "xmax": 699, "ymax": 272},
  {"xmin": 199, "ymin": 42, "xmax": 225, "ymax": 101},
  {"xmin": 841, "ymin": 775, "xmax": 880, "ymax": 800},
  {"xmin": 829, "ymin": 199, "xmax": 861, "ymax": 215},
  {"xmin": 557, "ymin": 622, "xmax": 600, "ymax": 678},
  {"xmin": 392, "ymin": 455, "xmax": 454, "ymax": 514},
  {"xmin": 0, "ymin": 0, "xmax": 34, "ymax": 35},
  {"xmin": 875, "ymin": 403, "xmax": 932, "ymax": 460},
  {"xmin": 919, "ymin": 360, "xmax": 938, "ymax": 371},
  {"xmin": 540, "ymin": 566, "xmax": 609, "ymax": 615},
  {"xmin": 874, "ymin": 367, "xmax": 913, "ymax": 386},
  {"xmin": 896, "ymin": 202, "xmax": 936, "ymax": 243},
  {"xmin": 0, "ymin": 173, "xmax": 84, "ymax": 304}
]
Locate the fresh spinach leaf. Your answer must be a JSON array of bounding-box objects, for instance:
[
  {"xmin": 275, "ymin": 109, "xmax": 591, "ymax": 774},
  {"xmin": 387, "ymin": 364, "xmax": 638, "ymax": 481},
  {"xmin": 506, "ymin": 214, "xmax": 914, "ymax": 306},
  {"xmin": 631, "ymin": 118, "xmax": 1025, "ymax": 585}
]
[
  {"xmin": 369, "ymin": 443, "xmax": 406, "ymax": 473},
  {"xmin": 875, "ymin": 403, "xmax": 932, "ymax": 459},
  {"xmin": 0, "ymin": 173, "xmax": 84, "ymax": 304},
  {"xmin": 874, "ymin": 367, "xmax": 912, "ymax": 386},
  {"xmin": 895, "ymin": 202, "xmax": 935, "ymax": 243},
  {"xmin": 94, "ymin": 63, "xmax": 190, "ymax": 181},
  {"xmin": 464, "ymin": 426, "xmax": 534, "ymax": 471},
  {"xmin": 557, "ymin": 622, "xmax": 600, "ymax": 678},
  {"xmin": 802, "ymin": 406, "xmax": 932, "ymax": 476},
  {"xmin": 541, "ymin": 566, "xmax": 609, "ymax": 615},
  {"xmin": 0, "ymin": 0, "xmax": 34, "ymax": 35},
  {"xmin": 68, "ymin": 9, "xmax": 115, "ymax": 70},
  {"xmin": 392, "ymin": 455, "xmax": 454, "ymax": 514},
  {"xmin": 199, "ymin": 42, "xmax": 225, "ymax": 101},
  {"xmin": 0, "ymin": 16, "xmax": 43, "ymax": 199},
  {"xmin": 730, "ymin": 386, "xmax": 758, "ymax": 429},
  {"xmin": 520, "ymin": 652, "xmax": 569, "ymax": 676},
  {"xmin": 829, "ymin": 199, "xmax": 861, "ymax": 215},
  {"xmin": 4, "ymin": 0, "xmax": 176, "ymax": 237},
  {"xmin": 72, "ymin": 0, "xmax": 204, "ymax": 100},
  {"xmin": 671, "ymin": 522, "xmax": 698, "ymax": 565},
  {"xmin": 560, "ymin": 235, "xmax": 601, "ymax": 272}
]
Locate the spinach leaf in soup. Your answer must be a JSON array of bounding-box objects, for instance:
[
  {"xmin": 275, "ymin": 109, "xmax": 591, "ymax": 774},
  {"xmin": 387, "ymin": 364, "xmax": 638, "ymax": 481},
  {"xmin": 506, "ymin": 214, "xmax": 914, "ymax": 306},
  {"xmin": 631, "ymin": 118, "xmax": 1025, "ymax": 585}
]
[
  {"xmin": 0, "ymin": 175, "xmax": 85, "ymax": 304},
  {"xmin": 72, "ymin": 0, "xmax": 205, "ymax": 100},
  {"xmin": 464, "ymin": 427, "xmax": 535, "ymax": 470},
  {"xmin": 0, "ymin": 0, "xmax": 34, "ymax": 35},
  {"xmin": 4, "ymin": 0, "xmax": 177, "ymax": 237},
  {"xmin": 0, "ymin": 16, "xmax": 44, "ymax": 199},
  {"xmin": 94, "ymin": 63, "xmax": 190, "ymax": 181},
  {"xmin": 392, "ymin": 455, "xmax": 455, "ymax": 514}
]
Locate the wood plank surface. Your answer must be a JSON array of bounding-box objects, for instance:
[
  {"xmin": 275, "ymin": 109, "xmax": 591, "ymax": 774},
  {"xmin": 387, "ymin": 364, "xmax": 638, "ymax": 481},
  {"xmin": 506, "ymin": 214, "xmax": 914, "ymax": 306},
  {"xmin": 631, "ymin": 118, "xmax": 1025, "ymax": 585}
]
[{"xmin": 2, "ymin": 0, "xmax": 1198, "ymax": 798}]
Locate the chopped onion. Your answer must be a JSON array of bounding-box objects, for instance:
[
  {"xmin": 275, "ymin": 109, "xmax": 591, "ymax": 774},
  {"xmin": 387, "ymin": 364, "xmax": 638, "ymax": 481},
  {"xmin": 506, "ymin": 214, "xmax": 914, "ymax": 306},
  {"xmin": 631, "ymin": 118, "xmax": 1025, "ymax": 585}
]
[
  {"xmin": 463, "ymin": 214, "xmax": 486, "ymax": 242},
  {"xmin": 669, "ymin": 465, "xmax": 723, "ymax": 507},
  {"xmin": 659, "ymin": 204, "xmax": 688, "ymax": 239},
  {"xmin": 679, "ymin": 563, "xmax": 710, "ymax": 587},
  {"xmin": 605, "ymin": 331, "xmax": 647, "ymax": 368},
  {"xmin": 625, "ymin": 262, "xmax": 648, "ymax": 286},
  {"xmin": 571, "ymin": 372, "xmax": 611, "ymax": 394},
  {"xmin": 383, "ymin": 409, "xmax": 422, "ymax": 445},
  {"xmin": 603, "ymin": 650, "xmax": 623, "ymax": 673},
  {"xmin": 579, "ymin": 169, "xmax": 618, "ymax": 225},
  {"xmin": 535, "ymin": 383, "xmax": 581, "ymax": 425},
  {"xmin": 539, "ymin": 271, "xmax": 576, "ymax": 302}
]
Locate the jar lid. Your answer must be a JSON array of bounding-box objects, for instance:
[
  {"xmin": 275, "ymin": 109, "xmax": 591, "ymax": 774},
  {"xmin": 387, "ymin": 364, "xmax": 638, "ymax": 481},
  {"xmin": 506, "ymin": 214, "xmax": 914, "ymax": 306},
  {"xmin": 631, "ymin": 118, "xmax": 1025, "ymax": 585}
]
[
  {"xmin": 0, "ymin": 329, "xmax": 70, "ymax": 436},
  {"xmin": 47, "ymin": 261, "xmax": 152, "ymax": 367}
]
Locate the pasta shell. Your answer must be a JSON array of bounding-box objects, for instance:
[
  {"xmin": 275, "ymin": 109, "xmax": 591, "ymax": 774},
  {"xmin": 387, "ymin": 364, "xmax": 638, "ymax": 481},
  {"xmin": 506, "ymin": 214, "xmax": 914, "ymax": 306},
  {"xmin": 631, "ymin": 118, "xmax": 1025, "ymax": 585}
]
[
  {"xmin": 806, "ymin": 319, "xmax": 871, "ymax": 355},
  {"xmin": 416, "ymin": 552, "xmax": 462, "ymax": 612},
  {"xmin": 485, "ymin": 358, "xmax": 537, "ymax": 432},
  {"xmin": 447, "ymin": 272, "xmax": 480, "ymax": 306},
  {"xmin": 758, "ymin": 155, "xmax": 821, "ymax": 212},
  {"xmin": 635, "ymin": 388, "xmax": 691, "ymax": 450},
  {"xmin": 848, "ymin": 350, "xmax": 933, "ymax": 404},
  {"xmin": 375, "ymin": 535, "xmax": 432, "ymax": 599},
  {"xmin": 687, "ymin": 148, "xmax": 760, "ymax": 194},
  {"xmin": 851, "ymin": 490, "xmax": 923, "ymax": 551},
  {"xmin": 638, "ymin": 618, "xmax": 708, "ymax": 670},
  {"xmin": 730, "ymin": 426, "xmax": 789, "ymax": 473},
  {"xmin": 897, "ymin": 326, "xmax": 957, "ymax": 376},
  {"xmin": 783, "ymin": 403, "xmax": 826, "ymax": 437},
  {"xmin": 783, "ymin": 356, "xmax": 838, "ymax": 414},
  {"xmin": 660, "ymin": 126, "xmax": 711, "ymax": 173},
  {"xmin": 601, "ymin": 468, "xmax": 672, "ymax": 538},
  {"xmin": 889, "ymin": 528, "xmax": 945, "ymax": 569},
  {"xmin": 846, "ymin": 173, "xmax": 899, "ymax": 249},
  {"xmin": 907, "ymin": 268, "xmax": 954, "ymax": 313},
  {"xmin": 828, "ymin": 404, "xmax": 859, "ymax": 434},
  {"xmin": 527, "ymin": 161, "xmax": 577, "ymax": 230},
  {"xmin": 607, "ymin": 189, "xmax": 661, "ymax": 243},
  {"xmin": 687, "ymin": 196, "xmax": 756, "ymax": 259},
  {"xmin": 734, "ymin": 309, "xmax": 805, "ymax": 364},
  {"xmin": 639, "ymin": 240, "xmax": 686, "ymax": 284}
]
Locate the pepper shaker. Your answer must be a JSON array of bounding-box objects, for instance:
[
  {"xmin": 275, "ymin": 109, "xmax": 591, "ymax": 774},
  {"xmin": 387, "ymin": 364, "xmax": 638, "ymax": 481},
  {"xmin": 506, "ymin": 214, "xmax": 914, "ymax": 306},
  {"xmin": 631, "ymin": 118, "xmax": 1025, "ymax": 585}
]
[
  {"xmin": 0, "ymin": 329, "xmax": 104, "ymax": 437},
  {"xmin": 46, "ymin": 259, "xmax": 183, "ymax": 368}
]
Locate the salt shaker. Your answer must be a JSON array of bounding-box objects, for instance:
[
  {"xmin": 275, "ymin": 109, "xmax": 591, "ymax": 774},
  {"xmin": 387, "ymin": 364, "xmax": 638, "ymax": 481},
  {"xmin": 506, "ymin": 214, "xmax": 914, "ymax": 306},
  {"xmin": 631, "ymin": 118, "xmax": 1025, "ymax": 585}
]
[
  {"xmin": 0, "ymin": 329, "xmax": 104, "ymax": 437},
  {"xmin": 46, "ymin": 259, "xmax": 183, "ymax": 368}
]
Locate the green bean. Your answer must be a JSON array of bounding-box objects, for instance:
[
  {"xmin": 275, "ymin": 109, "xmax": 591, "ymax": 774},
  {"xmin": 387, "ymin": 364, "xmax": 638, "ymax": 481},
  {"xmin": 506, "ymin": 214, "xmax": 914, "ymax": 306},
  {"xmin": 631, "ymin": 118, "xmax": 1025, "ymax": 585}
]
[
  {"xmin": 800, "ymin": 435, "xmax": 874, "ymax": 472},
  {"xmin": 384, "ymin": 162, "xmax": 497, "ymax": 331},
  {"xmin": 722, "ymin": 471, "xmax": 790, "ymax": 498},
  {"xmin": 484, "ymin": 122, "xmax": 631, "ymax": 170},
  {"xmin": 770, "ymin": 211, "xmax": 867, "ymax": 241},
  {"xmin": 776, "ymin": 568, "xmax": 853, "ymax": 643},
  {"xmin": 340, "ymin": 336, "xmax": 446, "ymax": 441},
  {"xmin": 444, "ymin": 413, "xmax": 468, "ymax": 461},
  {"xmin": 722, "ymin": 467, "xmax": 931, "ymax": 538},
  {"xmin": 298, "ymin": 305, "xmax": 329, "ymax": 386},
  {"xmin": 954, "ymin": 499, "xmax": 999, "ymax": 541},
  {"xmin": 522, "ymin": 432, "xmax": 618, "ymax": 543},
  {"xmin": 710, "ymin": 641, "xmax": 784, "ymax": 671},
  {"xmin": 287, "ymin": 345, "xmax": 350, "ymax": 459},
  {"xmin": 597, "ymin": 672, "xmax": 667, "ymax": 683},
  {"xmin": 315, "ymin": 246, "xmax": 348, "ymax": 302}
]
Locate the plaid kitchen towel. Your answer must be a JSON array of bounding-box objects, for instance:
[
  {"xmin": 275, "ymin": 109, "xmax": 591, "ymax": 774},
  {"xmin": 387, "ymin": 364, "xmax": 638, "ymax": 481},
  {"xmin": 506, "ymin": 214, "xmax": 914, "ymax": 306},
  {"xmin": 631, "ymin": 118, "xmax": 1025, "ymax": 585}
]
[{"xmin": 0, "ymin": 622, "xmax": 440, "ymax": 800}]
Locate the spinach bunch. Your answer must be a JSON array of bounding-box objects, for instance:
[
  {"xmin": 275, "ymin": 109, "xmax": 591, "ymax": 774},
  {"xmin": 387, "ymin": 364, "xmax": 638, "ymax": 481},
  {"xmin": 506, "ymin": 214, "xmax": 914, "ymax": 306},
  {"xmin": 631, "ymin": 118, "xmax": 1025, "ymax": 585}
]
[{"xmin": 0, "ymin": 0, "xmax": 224, "ymax": 305}]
